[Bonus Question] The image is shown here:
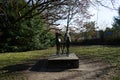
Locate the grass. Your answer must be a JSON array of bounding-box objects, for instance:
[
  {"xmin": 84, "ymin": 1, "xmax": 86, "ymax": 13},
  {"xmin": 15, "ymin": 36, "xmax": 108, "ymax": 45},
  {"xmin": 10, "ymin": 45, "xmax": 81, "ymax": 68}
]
[
  {"xmin": 0, "ymin": 45, "xmax": 120, "ymax": 80},
  {"xmin": 0, "ymin": 47, "xmax": 55, "ymax": 80},
  {"xmin": 70, "ymin": 46, "xmax": 120, "ymax": 68},
  {"xmin": 0, "ymin": 47, "xmax": 55, "ymax": 69}
]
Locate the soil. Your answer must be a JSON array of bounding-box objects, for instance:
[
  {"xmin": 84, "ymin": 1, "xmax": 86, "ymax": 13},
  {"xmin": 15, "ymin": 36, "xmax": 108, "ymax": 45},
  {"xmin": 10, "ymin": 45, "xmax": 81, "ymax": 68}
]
[{"xmin": 20, "ymin": 56, "xmax": 116, "ymax": 80}]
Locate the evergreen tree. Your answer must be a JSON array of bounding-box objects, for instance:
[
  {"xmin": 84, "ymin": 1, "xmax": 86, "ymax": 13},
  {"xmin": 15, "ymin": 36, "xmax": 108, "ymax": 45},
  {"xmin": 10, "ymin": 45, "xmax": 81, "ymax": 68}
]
[
  {"xmin": 0, "ymin": 0, "xmax": 54, "ymax": 52},
  {"xmin": 113, "ymin": 7, "xmax": 120, "ymax": 30},
  {"xmin": 111, "ymin": 7, "xmax": 120, "ymax": 42}
]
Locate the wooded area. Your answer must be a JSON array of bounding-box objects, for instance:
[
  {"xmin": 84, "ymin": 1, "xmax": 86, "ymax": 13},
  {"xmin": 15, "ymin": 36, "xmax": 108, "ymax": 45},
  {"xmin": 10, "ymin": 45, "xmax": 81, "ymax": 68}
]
[
  {"xmin": 0, "ymin": 0, "xmax": 120, "ymax": 52},
  {"xmin": 0, "ymin": 0, "xmax": 120, "ymax": 80},
  {"xmin": 0, "ymin": 0, "xmax": 91, "ymax": 52}
]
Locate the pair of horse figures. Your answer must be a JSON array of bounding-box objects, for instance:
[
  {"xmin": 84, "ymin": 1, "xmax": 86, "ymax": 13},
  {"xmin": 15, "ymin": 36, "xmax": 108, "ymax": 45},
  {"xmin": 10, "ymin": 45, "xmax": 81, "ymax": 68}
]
[{"xmin": 56, "ymin": 30, "xmax": 71, "ymax": 56}]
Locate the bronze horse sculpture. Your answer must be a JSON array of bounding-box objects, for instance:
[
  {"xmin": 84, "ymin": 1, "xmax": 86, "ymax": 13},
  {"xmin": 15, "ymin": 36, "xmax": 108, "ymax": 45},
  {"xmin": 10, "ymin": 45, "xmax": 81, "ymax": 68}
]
[{"xmin": 55, "ymin": 30, "xmax": 71, "ymax": 56}]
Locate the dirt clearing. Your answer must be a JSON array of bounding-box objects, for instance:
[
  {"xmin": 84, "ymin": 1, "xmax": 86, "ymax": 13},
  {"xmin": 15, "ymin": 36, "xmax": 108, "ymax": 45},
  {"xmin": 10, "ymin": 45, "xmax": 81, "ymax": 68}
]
[{"xmin": 21, "ymin": 56, "xmax": 116, "ymax": 80}]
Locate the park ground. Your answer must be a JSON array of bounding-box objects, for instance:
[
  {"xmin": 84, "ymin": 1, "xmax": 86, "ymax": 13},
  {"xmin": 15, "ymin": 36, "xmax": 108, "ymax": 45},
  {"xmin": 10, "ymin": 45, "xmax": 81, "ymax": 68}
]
[{"xmin": 0, "ymin": 45, "xmax": 120, "ymax": 80}]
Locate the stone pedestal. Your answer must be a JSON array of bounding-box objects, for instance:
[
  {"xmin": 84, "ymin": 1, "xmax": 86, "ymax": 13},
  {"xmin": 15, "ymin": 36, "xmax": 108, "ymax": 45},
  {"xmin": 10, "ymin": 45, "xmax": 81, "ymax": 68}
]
[{"xmin": 48, "ymin": 53, "xmax": 79, "ymax": 69}]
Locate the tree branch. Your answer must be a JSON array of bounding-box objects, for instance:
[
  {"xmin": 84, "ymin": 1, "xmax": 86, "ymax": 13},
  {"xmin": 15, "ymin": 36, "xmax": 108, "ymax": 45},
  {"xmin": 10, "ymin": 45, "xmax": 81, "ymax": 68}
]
[{"xmin": 15, "ymin": 0, "xmax": 52, "ymax": 23}]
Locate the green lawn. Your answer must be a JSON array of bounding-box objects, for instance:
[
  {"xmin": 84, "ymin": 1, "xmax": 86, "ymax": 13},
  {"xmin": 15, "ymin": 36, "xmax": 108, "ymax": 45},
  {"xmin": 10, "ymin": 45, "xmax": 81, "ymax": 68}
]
[
  {"xmin": 1, "ymin": 46, "xmax": 120, "ymax": 69},
  {"xmin": 71, "ymin": 46, "xmax": 120, "ymax": 68},
  {"xmin": 0, "ymin": 47, "xmax": 55, "ymax": 69},
  {"xmin": 0, "ymin": 45, "xmax": 120, "ymax": 80}
]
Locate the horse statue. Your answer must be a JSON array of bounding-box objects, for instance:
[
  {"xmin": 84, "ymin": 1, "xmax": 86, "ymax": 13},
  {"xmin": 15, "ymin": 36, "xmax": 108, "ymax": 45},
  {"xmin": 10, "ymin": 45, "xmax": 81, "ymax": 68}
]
[
  {"xmin": 55, "ymin": 30, "xmax": 62, "ymax": 56},
  {"xmin": 61, "ymin": 31, "xmax": 71, "ymax": 56},
  {"xmin": 55, "ymin": 30, "xmax": 71, "ymax": 56}
]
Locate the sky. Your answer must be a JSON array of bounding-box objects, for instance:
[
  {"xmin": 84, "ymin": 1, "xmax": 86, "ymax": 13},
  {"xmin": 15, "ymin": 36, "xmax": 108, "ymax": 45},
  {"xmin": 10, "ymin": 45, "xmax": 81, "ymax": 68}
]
[
  {"xmin": 89, "ymin": 5, "xmax": 118, "ymax": 30},
  {"xmin": 89, "ymin": 0, "xmax": 120, "ymax": 30},
  {"xmin": 57, "ymin": 0, "xmax": 120, "ymax": 31}
]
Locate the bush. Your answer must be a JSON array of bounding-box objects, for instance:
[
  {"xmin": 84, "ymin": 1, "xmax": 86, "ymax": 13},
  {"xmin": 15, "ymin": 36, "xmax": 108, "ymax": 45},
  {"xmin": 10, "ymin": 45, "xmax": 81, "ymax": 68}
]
[{"xmin": 0, "ymin": 16, "xmax": 55, "ymax": 52}]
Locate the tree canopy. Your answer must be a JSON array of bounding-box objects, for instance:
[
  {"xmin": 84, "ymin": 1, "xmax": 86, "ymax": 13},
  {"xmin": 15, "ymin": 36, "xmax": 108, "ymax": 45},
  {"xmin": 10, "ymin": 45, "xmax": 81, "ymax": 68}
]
[
  {"xmin": 113, "ymin": 7, "xmax": 120, "ymax": 30},
  {"xmin": 0, "ymin": 0, "xmax": 119, "ymax": 52}
]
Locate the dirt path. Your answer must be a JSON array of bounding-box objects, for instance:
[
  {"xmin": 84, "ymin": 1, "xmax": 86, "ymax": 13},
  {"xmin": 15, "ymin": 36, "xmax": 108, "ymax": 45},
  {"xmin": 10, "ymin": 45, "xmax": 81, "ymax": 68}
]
[{"xmin": 21, "ymin": 56, "xmax": 115, "ymax": 80}]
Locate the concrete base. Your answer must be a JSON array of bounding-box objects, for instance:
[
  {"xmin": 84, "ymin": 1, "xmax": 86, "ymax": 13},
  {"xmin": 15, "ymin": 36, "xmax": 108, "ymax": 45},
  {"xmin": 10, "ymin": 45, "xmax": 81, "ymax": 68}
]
[{"xmin": 48, "ymin": 53, "xmax": 79, "ymax": 69}]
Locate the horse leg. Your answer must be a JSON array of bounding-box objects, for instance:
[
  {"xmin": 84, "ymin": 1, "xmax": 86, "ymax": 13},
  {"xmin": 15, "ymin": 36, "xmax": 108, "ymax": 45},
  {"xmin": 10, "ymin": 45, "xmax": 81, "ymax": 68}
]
[
  {"xmin": 61, "ymin": 43, "xmax": 63, "ymax": 54},
  {"xmin": 66, "ymin": 44, "xmax": 70, "ymax": 56},
  {"xmin": 60, "ymin": 43, "xmax": 63, "ymax": 55},
  {"xmin": 56, "ymin": 43, "xmax": 60, "ymax": 56},
  {"xmin": 61, "ymin": 43, "xmax": 64, "ymax": 54}
]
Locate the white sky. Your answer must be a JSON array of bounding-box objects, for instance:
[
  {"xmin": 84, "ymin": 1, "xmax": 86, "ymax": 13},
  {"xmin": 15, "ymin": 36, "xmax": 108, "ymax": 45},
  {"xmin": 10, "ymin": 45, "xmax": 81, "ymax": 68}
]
[
  {"xmin": 89, "ymin": 5, "xmax": 118, "ymax": 30},
  {"xmin": 57, "ymin": 0, "xmax": 120, "ymax": 31},
  {"xmin": 57, "ymin": 7, "xmax": 119, "ymax": 30},
  {"xmin": 87, "ymin": 0, "xmax": 120, "ymax": 30}
]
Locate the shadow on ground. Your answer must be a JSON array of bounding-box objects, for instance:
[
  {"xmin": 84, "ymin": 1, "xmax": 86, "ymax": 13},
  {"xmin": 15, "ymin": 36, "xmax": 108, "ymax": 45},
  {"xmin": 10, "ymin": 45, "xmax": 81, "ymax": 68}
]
[
  {"xmin": 27, "ymin": 56, "xmax": 116, "ymax": 80},
  {"xmin": 0, "ymin": 64, "xmax": 30, "ymax": 73},
  {"xmin": 0, "ymin": 58, "xmax": 77, "ymax": 73},
  {"xmin": 30, "ymin": 59, "xmax": 69, "ymax": 72},
  {"xmin": 0, "ymin": 55, "xmax": 117, "ymax": 80}
]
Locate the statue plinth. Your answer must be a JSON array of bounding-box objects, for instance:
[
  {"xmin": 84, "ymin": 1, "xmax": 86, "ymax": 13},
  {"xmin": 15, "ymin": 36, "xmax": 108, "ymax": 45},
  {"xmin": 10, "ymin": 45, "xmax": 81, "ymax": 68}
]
[{"xmin": 48, "ymin": 53, "xmax": 79, "ymax": 69}]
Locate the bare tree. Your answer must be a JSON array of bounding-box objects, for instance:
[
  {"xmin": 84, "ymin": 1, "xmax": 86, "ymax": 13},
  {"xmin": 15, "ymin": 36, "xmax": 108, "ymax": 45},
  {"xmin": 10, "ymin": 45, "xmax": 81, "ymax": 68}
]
[
  {"xmin": 0, "ymin": 0, "xmax": 92, "ymax": 25},
  {"xmin": 1, "ymin": 0, "xmax": 118, "ymax": 27},
  {"xmin": 90, "ymin": 0, "xmax": 119, "ymax": 10}
]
